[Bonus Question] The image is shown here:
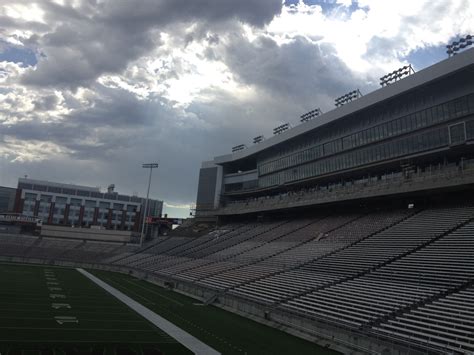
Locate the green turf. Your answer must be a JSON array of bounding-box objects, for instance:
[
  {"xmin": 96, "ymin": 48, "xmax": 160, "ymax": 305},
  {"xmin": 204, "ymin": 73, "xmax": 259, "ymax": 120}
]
[
  {"xmin": 91, "ymin": 270, "xmax": 340, "ymax": 355},
  {"xmin": 0, "ymin": 263, "xmax": 191, "ymax": 354}
]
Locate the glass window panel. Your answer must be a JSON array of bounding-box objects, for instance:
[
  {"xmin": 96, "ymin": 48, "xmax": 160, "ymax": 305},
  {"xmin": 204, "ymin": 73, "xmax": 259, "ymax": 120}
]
[
  {"xmin": 449, "ymin": 123, "xmax": 466, "ymax": 145},
  {"xmin": 342, "ymin": 136, "xmax": 351, "ymax": 150},
  {"xmin": 40, "ymin": 195, "xmax": 52, "ymax": 203},
  {"xmin": 425, "ymin": 107, "xmax": 433, "ymax": 125},
  {"xmin": 437, "ymin": 105, "xmax": 445, "ymax": 122},
  {"xmin": 466, "ymin": 120, "xmax": 474, "ymax": 140},
  {"xmin": 430, "ymin": 106, "xmax": 439, "ymax": 123},
  {"xmin": 99, "ymin": 202, "xmax": 110, "ymax": 209},
  {"xmin": 70, "ymin": 198, "xmax": 82, "ymax": 206},
  {"xmin": 448, "ymin": 101, "xmax": 457, "ymax": 117},
  {"xmin": 85, "ymin": 200, "xmax": 96, "ymax": 208},
  {"xmin": 468, "ymin": 94, "xmax": 474, "ymax": 112}
]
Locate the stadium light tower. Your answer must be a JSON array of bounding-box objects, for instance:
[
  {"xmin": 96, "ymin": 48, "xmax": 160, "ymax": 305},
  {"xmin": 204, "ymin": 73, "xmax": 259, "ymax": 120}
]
[
  {"xmin": 380, "ymin": 64, "xmax": 415, "ymax": 87},
  {"xmin": 140, "ymin": 163, "xmax": 159, "ymax": 247},
  {"xmin": 232, "ymin": 144, "xmax": 247, "ymax": 152},
  {"xmin": 446, "ymin": 35, "xmax": 473, "ymax": 57},
  {"xmin": 273, "ymin": 123, "xmax": 291, "ymax": 135},
  {"xmin": 335, "ymin": 89, "xmax": 362, "ymax": 107},
  {"xmin": 300, "ymin": 108, "xmax": 322, "ymax": 123}
]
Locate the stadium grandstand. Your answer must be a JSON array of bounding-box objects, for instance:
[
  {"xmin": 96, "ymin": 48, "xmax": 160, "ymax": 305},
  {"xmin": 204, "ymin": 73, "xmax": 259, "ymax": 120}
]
[{"xmin": 1, "ymin": 47, "xmax": 474, "ymax": 354}]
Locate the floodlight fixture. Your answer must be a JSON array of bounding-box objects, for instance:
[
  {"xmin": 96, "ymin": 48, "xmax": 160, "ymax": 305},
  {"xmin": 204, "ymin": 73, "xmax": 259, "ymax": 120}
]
[
  {"xmin": 379, "ymin": 64, "xmax": 415, "ymax": 87},
  {"xmin": 273, "ymin": 123, "xmax": 291, "ymax": 135},
  {"xmin": 447, "ymin": 35, "xmax": 473, "ymax": 57},
  {"xmin": 334, "ymin": 89, "xmax": 362, "ymax": 107},
  {"xmin": 232, "ymin": 144, "xmax": 246, "ymax": 152},
  {"xmin": 300, "ymin": 108, "xmax": 322, "ymax": 122},
  {"xmin": 253, "ymin": 135, "xmax": 265, "ymax": 144},
  {"xmin": 142, "ymin": 163, "xmax": 159, "ymax": 169}
]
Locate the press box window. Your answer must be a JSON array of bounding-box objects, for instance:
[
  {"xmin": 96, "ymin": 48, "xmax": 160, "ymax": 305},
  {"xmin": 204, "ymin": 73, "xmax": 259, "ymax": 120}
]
[{"xmin": 449, "ymin": 122, "xmax": 466, "ymax": 146}]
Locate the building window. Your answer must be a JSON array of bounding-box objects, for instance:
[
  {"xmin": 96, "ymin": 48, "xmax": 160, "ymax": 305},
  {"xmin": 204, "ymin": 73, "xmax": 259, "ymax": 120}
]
[
  {"xmin": 70, "ymin": 198, "xmax": 82, "ymax": 207},
  {"xmin": 449, "ymin": 122, "xmax": 466, "ymax": 145}
]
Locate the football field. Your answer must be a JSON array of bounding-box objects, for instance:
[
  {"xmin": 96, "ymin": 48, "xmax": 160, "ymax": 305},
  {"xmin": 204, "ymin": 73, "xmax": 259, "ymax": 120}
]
[
  {"xmin": 0, "ymin": 263, "xmax": 191, "ymax": 354},
  {"xmin": 0, "ymin": 263, "xmax": 339, "ymax": 355}
]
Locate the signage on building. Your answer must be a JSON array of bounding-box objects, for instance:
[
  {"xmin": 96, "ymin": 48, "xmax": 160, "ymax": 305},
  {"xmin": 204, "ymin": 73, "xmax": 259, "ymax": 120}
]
[
  {"xmin": 146, "ymin": 217, "xmax": 183, "ymax": 225},
  {"xmin": 0, "ymin": 214, "xmax": 42, "ymax": 226}
]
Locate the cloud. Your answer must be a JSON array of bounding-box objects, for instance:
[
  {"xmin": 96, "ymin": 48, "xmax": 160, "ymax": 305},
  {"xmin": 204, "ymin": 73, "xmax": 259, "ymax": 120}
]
[
  {"xmin": 219, "ymin": 32, "xmax": 361, "ymax": 113},
  {"xmin": 165, "ymin": 202, "xmax": 191, "ymax": 209},
  {"xmin": 268, "ymin": 0, "xmax": 474, "ymax": 74},
  {"xmin": 0, "ymin": 0, "xmax": 473, "ymax": 217},
  {"xmin": 10, "ymin": 0, "xmax": 282, "ymax": 88},
  {"xmin": 0, "ymin": 136, "xmax": 73, "ymax": 163}
]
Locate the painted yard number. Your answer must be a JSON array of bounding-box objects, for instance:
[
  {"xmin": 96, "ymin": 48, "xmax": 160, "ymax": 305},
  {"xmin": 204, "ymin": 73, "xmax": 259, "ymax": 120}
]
[
  {"xmin": 55, "ymin": 316, "xmax": 79, "ymax": 325},
  {"xmin": 51, "ymin": 303, "xmax": 71, "ymax": 309},
  {"xmin": 44, "ymin": 270, "xmax": 78, "ymax": 325}
]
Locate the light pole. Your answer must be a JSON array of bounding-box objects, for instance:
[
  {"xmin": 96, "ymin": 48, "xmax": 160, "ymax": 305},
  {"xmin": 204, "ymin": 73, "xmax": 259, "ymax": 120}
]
[{"xmin": 140, "ymin": 163, "xmax": 158, "ymax": 247}]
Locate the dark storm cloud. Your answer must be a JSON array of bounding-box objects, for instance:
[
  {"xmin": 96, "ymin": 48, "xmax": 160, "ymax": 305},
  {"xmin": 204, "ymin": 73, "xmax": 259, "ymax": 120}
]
[
  {"xmin": 67, "ymin": 86, "xmax": 160, "ymax": 128},
  {"xmin": 102, "ymin": 0, "xmax": 282, "ymax": 28},
  {"xmin": 221, "ymin": 33, "xmax": 366, "ymax": 113},
  {"xmin": 0, "ymin": 15, "xmax": 49, "ymax": 34},
  {"xmin": 33, "ymin": 95, "xmax": 59, "ymax": 111},
  {"xmin": 1, "ymin": 118, "xmax": 87, "ymax": 149},
  {"xmin": 20, "ymin": 0, "xmax": 282, "ymax": 88},
  {"xmin": 1, "ymin": 85, "xmax": 170, "ymax": 159}
]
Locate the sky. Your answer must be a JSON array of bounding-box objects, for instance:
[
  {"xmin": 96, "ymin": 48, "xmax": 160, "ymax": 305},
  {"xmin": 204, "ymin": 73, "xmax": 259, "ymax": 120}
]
[{"xmin": 0, "ymin": 0, "xmax": 473, "ymax": 218}]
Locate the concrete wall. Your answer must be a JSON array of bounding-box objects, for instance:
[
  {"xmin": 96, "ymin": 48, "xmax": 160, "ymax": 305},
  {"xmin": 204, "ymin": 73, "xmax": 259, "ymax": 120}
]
[
  {"xmin": 196, "ymin": 166, "xmax": 221, "ymax": 211},
  {"xmin": 40, "ymin": 225, "xmax": 134, "ymax": 242}
]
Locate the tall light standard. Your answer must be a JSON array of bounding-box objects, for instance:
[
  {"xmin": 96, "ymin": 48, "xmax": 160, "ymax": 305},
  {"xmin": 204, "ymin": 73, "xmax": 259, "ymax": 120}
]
[{"xmin": 140, "ymin": 163, "xmax": 158, "ymax": 247}]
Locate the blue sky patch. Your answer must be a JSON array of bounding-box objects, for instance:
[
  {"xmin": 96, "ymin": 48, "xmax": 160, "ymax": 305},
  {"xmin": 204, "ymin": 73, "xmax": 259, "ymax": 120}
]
[
  {"xmin": 284, "ymin": 0, "xmax": 365, "ymax": 15},
  {"xmin": 0, "ymin": 43, "xmax": 37, "ymax": 67},
  {"xmin": 405, "ymin": 45, "xmax": 448, "ymax": 71}
]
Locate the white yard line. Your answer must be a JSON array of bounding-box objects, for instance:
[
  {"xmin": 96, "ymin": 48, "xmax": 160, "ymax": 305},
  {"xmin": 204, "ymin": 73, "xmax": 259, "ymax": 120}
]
[{"xmin": 76, "ymin": 268, "xmax": 221, "ymax": 355}]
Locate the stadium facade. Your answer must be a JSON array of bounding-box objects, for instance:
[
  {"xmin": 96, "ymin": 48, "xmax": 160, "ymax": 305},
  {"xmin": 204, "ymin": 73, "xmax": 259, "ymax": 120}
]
[
  {"xmin": 13, "ymin": 178, "xmax": 163, "ymax": 231},
  {"xmin": 196, "ymin": 47, "xmax": 474, "ymax": 217}
]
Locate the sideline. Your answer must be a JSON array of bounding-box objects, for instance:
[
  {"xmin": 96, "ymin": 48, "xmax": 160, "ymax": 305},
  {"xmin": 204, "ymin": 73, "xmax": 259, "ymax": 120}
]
[{"xmin": 77, "ymin": 268, "xmax": 221, "ymax": 355}]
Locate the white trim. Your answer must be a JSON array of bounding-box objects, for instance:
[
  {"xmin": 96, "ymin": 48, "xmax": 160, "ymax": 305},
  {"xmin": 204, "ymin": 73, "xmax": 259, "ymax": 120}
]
[{"xmin": 76, "ymin": 268, "xmax": 221, "ymax": 355}]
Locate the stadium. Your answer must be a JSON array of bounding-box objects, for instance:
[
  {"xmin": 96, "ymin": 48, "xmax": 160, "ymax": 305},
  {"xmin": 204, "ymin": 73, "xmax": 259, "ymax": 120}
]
[{"xmin": 1, "ymin": 44, "xmax": 474, "ymax": 354}]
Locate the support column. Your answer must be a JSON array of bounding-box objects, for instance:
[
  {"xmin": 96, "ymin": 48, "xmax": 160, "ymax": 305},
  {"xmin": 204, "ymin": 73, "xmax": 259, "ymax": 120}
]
[
  {"xmin": 107, "ymin": 208, "xmax": 113, "ymax": 229},
  {"xmin": 78, "ymin": 205, "xmax": 85, "ymax": 226},
  {"xmin": 93, "ymin": 207, "xmax": 99, "ymax": 225},
  {"xmin": 133, "ymin": 210, "xmax": 141, "ymax": 232},
  {"xmin": 63, "ymin": 204, "xmax": 70, "ymax": 225},
  {"xmin": 121, "ymin": 210, "xmax": 127, "ymax": 230},
  {"xmin": 14, "ymin": 188, "xmax": 23, "ymax": 214},
  {"xmin": 48, "ymin": 202, "xmax": 55, "ymax": 224},
  {"xmin": 33, "ymin": 199, "xmax": 40, "ymax": 217}
]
